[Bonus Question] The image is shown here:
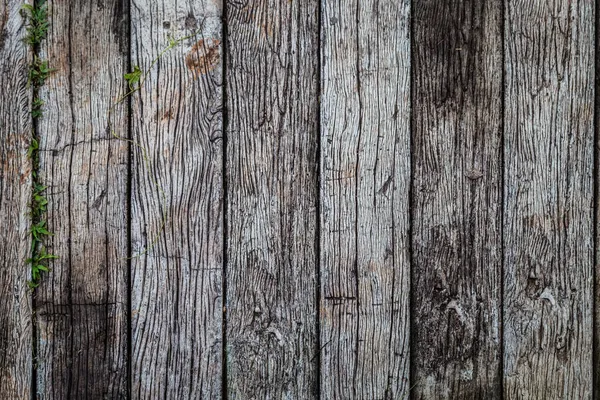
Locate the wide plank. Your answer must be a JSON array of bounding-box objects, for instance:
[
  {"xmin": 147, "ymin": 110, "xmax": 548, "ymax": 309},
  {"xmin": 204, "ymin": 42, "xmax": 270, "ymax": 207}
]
[
  {"xmin": 0, "ymin": 1, "xmax": 32, "ymax": 398},
  {"xmin": 129, "ymin": 0, "xmax": 223, "ymax": 398},
  {"xmin": 35, "ymin": 1, "xmax": 129, "ymax": 397},
  {"xmin": 320, "ymin": 0, "xmax": 411, "ymax": 398},
  {"xmin": 225, "ymin": 0, "xmax": 319, "ymax": 397},
  {"xmin": 503, "ymin": 1, "xmax": 594, "ymax": 398},
  {"xmin": 412, "ymin": 1, "xmax": 503, "ymax": 398}
]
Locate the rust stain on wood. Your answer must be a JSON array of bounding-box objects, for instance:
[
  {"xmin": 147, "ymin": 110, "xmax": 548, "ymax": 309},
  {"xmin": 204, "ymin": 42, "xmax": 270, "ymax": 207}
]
[{"xmin": 185, "ymin": 38, "xmax": 220, "ymax": 75}]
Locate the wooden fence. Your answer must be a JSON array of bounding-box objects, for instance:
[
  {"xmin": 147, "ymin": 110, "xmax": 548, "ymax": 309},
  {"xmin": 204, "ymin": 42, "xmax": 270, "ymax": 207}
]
[{"xmin": 0, "ymin": 0, "xmax": 596, "ymax": 398}]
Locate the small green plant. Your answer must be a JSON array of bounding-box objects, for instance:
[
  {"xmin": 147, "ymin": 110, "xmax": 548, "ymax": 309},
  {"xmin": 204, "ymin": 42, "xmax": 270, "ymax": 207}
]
[
  {"xmin": 28, "ymin": 56, "xmax": 53, "ymax": 87},
  {"xmin": 27, "ymin": 137, "xmax": 38, "ymax": 160},
  {"xmin": 26, "ymin": 184, "xmax": 56, "ymax": 288},
  {"xmin": 123, "ymin": 66, "xmax": 142, "ymax": 90},
  {"xmin": 23, "ymin": 0, "xmax": 55, "ymax": 287},
  {"xmin": 21, "ymin": 1, "xmax": 48, "ymax": 46},
  {"xmin": 31, "ymin": 97, "xmax": 44, "ymax": 118}
]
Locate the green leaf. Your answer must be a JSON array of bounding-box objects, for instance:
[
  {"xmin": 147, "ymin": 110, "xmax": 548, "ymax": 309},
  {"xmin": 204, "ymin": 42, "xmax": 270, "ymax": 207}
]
[
  {"xmin": 28, "ymin": 138, "xmax": 38, "ymax": 158},
  {"xmin": 39, "ymin": 255, "xmax": 57, "ymax": 261},
  {"xmin": 124, "ymin": 66, "xmax": 142, "ymax": 89}
]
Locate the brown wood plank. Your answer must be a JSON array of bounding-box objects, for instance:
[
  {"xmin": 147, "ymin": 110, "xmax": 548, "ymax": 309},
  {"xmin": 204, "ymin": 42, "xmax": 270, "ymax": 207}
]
[
  {"xmin": 129, "ymin": 0, "xmax": 223, "ymax": 398},
  {"xmin": 320, "ymin": 0, "xmax": 411, "ymax": 398},
  {"xmin": 35, "ymin": 1, "xmax": 129, "ymax": 397},
  {"xmin": 0, "ymin": 1, "xmax": 32, "ymax": 398},
  {"xmin": 225, "ymin": 0, "xmax": 319, "ymax": 397},
  {"xmin": 412, "ymin": 1, "xmax": 503, "ymax": 398},
  {"xmin": 503, "ymin": 1, "xmax": 594, "ymax": 398}
]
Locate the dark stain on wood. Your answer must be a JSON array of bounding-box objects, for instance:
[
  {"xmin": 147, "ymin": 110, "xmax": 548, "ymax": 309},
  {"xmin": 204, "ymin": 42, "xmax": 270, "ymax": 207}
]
[
  {"xmin": 185, "ymin": 11, "xmax": 197, "ymax": 29},
  {"xmin": 0, "ymin": 29, "xmax": 6, "ymax": 53},
  {"xmin": 414, "ymin": 0, "xmax": 490, "ymax": 106},
  {"xmin": 110, "ymin": 0, "xmax": 128, "ymax": 55},
  {"xmin": 186, "ymin": 38, "xmax": 220, "ymax": 75}
]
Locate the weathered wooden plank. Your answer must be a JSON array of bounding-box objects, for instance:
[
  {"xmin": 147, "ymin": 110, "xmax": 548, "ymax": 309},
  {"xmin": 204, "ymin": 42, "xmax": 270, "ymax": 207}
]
[
  {"xmin": 35, "ymin": 1, "xmax": 129, "ymax": 397},
  {"xmin": 0, "ymin": 1, "xmax": 32, "ymax": 398},
  {"xmin": 129, "ymin": 1, "xmax": 223, "ymax": 398},
  {"xmin": 504, "ymin": 1, "xmax": 594, "ymax": 398},
  {"xmin": 596, "ymin": 5, "xmax": 600, "ymax": 398},
  {"xmin": 225, "ymin": 0, "xmax": 319, "ymax": 397},
  {"xmin": 412, "ymin": 1, "xmax": 503, "ymax": 398},
  {"xmin": 320, "ymin": 0, "xmax": 411, "ymax": 398}
]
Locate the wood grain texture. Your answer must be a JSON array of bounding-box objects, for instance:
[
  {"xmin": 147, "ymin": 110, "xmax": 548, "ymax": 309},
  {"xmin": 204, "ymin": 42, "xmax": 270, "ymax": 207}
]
[
  {"xmin": 35, "ymin": 0, "xmax": 129, "ymax": 397},
  {"xmin": 320, "ymin": 0, "xmax": 411, "ymax": 398},
  {"xmin": 503, "ymin": 1, "xmax": 594, "ymax": 398},
  {"xmin": 412, "ymin": 1, "xmax": 503, "ymax": 398},
  {"xmin": 129, "ymin": 0, "xmax": 223, "ymax": 398},
  {"xmin": 0, "ymin": 1, "xmax": 32, "ymax": 398},
  {"xmin": 225, "ymin": 0, "xmax": 319, "ymax": 397}
]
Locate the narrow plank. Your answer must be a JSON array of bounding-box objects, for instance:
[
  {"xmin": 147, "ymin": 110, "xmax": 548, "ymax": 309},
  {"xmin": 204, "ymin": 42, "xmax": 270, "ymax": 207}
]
[
  {"xmin": 412, "ymin": 1, "xmax": 503, "ymax": 398},
  {"xmin": 320, "ymin": 0, "xmax": 411, "ymax": 398},
  {"xmin": 503, "ymin": 1, "xmax": 594, "ymax": 398},
  {"xmin": 0, "ymin": 1, "xmax": 32, "ymax": 398},
  {"xmin": 225, "ymin": 0, "xmax": 319, "ymax": 397},
  {"xmin": 35, "ymin": 0, "xmax": 129, "ymax": 397},
  {"xmin": 596, "ymin": 3, "xmax": 600, "ymax": 398},
  {"xmin": 129, "ymin": 0, "xmax": 223, "ymax": 397}
]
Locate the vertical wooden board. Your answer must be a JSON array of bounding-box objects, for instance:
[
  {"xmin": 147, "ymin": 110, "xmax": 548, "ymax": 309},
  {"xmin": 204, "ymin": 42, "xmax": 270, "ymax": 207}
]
[
  {"xmin": 225, "ymin": 0, "xmax": 319, "ymax": 397},
  {"xmin": 412, "ymin": 1, "xmax": 503, "ymax": 398},
  {"xmin": 129, "ymin": 1, "xmax": 223, "ymax": 398},
  {"xmin": 0, "ymin": 0, "xmax": 32, "ymax": 398},
  {"xmin": 35, "ymin": 0, "xmax": 129, "ymax": 398},
  {"xmin": 596, "ymin": 3, "xmax": 600, "ymax": 397},
  {"xmin": 504, "ymin": 1, "xmax": 594, "ymax": 398},
  {"xmin": 320, "ymin": 0, "xmax": 411, "ymax": 398}
]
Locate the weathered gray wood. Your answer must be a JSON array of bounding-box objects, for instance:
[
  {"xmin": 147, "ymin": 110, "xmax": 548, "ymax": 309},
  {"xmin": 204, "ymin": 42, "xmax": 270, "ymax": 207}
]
[
  {"xmin": 596, "ymin": 5, "xmax": 600, "ymax": 398},
  {"xmin": 412, "ymin": 1, "xmax": 503, "ymax": 398},
  {"xmin": 35, "ymin": 1, "xmax": 129, "ymax": 397},
  {"xmin": 0, "ymin": 1, "xmax": 32, "ymax": 398},
  {"xmin": 225, "ymin": 0, "xmax": 319, "ymax": 397},
  {"xmin": 320, "ymin": 0, "xmax": 411, "ymax": 398},
  {"xmin": 504, "ymin": 1, "xmax": 594, "ymax": 398},
  {"xmin": 129, "ymin": 1, "xmax": 223, "ymax": 398}
]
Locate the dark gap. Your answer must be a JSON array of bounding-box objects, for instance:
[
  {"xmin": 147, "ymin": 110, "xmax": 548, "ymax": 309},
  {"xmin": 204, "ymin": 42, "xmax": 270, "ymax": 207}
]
[
  {"xmin": 315, "ymin": 0, "xmax": 323, "ymax": 397},
  {"xmin": 408, "ymin": 0, "xmax": 416, "ymax": 396},
  {"xmin": 593, "ymin": 0, "xmax": 599, "ymax": 398},
  {"xmin": 352, "ymin": 2, "xmax": 361, "ymax": 398},
  {"xmin": 66, "ymin": 2, "xmax": 75, "ymax": 396},
  {"xmin": 499, "ymin": 0, "xmax": 506, "ymax": 398},
  {"xmin": 126, "ymin": 0, "xmax": 133, "ymax": 397},
  {"xmin": 221, "ymin": 0, "xmax": 229, "ymax": 398},
  {"xmin": 29, "ymin": 0, "xmax": 44, "ymax": 395}
]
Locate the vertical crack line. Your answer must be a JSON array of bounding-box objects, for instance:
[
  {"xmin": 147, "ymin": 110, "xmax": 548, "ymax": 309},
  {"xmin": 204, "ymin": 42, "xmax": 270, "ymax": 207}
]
[
  {"xmin": 126, "ymin": 0, "xmax": 133, "ymax": 397},
  {"xmin": 221, "ymin": 0, "xmax": 228, "ymax": 398},
  {"xmin": 352, "ymin": 2, "xmax": 362, "ymax": 398},
  {"xmin": 408, "ymin": 0, "xmax": 415, "ymax": 395},
  {"xmin": 315, "ymin": 0, "xmax": 322, "ymax": 397},
  {"xmin": 66, "ymin": 3, "xmax": 76, "ymax": 397},
  {"xmin": 500, "ymin": 0, "xmax": 506, "ymax": 397},
  {"xmin": 29, "ymin": 0, "xmax": 41, "ymax": 395},
  {"xmin": 593, "ymin": 0, "xmax": 599, "ymax": 398},
  {"xmin": 60, "ymin": 2, "xmax": 75, "ymax": 397}
]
